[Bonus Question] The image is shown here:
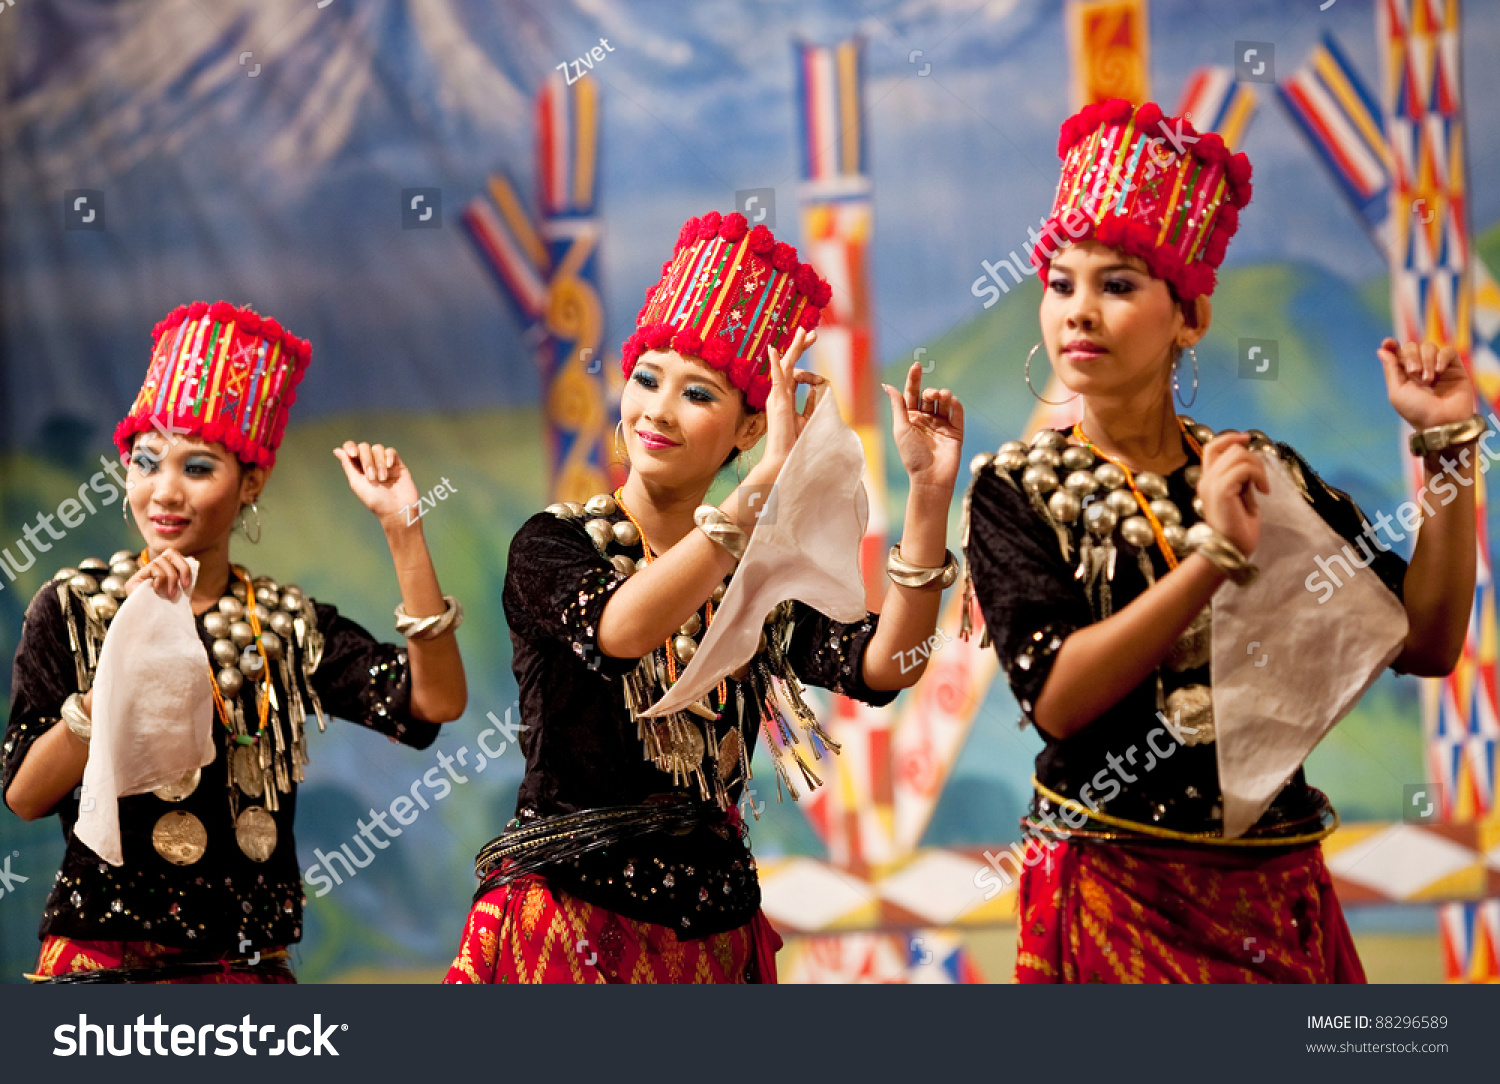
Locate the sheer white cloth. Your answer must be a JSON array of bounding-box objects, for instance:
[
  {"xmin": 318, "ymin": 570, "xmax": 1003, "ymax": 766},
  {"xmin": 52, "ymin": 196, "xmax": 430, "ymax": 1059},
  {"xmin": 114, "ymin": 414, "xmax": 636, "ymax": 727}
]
[
  {"xmin": 646, "ymin": 392, "xmax": 870, "ymax": 716},
  {"xmin": 1212, "ymin": 451, "xmax": 1408, "ymax": 837},
  {"xmin": 75, "ymin": 558, "xmax": 218, "ymax": 865}
]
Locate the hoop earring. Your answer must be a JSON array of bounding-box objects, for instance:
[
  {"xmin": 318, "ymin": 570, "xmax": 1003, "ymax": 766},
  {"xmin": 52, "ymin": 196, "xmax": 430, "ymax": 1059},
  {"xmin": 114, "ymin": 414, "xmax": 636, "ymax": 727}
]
[
  {"xmin": 614, "ymin": 419, "xmax": 629, "ymax": 464},
  {"xmin": 238, "ymin": 501, "xmax": 262, "ymax": 544},
  {"xmin": 1025, "ymin": 343, "xmax": 1079, "ymax": 405},
  {"xmin": 1174, "ymin": 346, "xmax": 1199, "ymax": 409}
]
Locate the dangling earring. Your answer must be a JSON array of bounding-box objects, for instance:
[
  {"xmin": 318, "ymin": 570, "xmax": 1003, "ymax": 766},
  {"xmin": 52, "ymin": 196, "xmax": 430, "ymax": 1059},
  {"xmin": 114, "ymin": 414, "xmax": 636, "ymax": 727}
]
[
  {"xmin": 734, "ymin": 451, "xmax": 745, "ymax": 486},
  {"xmin": 238, "ymin": 500, "xmax": 262, "ymax": 544},
  {"xmin": 1174, "ymin": 346, "xmax": 1199, "ymax": 408},
  {"xmin": 1025, "ymin": 342, "xmax": 1079, "ymax": 405},
  {"xmin": 614, "ymin": 420, "xmax": 629, "ymax": 464}
]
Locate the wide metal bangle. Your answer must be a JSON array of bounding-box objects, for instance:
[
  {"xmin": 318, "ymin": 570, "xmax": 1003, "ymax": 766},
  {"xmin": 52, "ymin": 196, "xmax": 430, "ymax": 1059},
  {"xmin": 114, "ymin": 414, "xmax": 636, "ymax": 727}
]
[
  {"xmin": 61, "ymin": 692, "xmax": 92, "ymax": 745},
  {"xmin": 1409, "ymin": 413, "xmax": 1488, "ymax": 457},
  {"xmin": 886, "ymin": 546, "xmax": 959, "ymax": 590},
  {"xmin": 1185, "ymin": 523, "xmax": 1258, "ymax": 587},
  {"xmin": 694, "ymin": 505, "xmax": 748, "ymax": 562},
  {"xmin": 394, "ymin": 595, "xmax": 464, "ymax": 639}
]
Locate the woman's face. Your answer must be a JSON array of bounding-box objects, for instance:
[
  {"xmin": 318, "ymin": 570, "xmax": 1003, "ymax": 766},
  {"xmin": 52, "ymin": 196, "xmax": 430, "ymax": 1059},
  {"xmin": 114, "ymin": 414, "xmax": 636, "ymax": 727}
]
[
  {"xmin": 1039, "ymin": 240, "xmax": 1191, "ymax": 401},
  {"xmin": 126, "ymin": 433, "xmax": 264, "ymax": 558},
  {"xmin": 620, "ymin": 350, "xmax": 764, "ymax": 488}
]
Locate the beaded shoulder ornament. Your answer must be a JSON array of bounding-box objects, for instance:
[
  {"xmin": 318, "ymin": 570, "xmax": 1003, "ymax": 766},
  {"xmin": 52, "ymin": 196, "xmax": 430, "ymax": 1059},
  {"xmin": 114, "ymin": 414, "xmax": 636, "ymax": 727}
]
[
  {"xmin": 48, "ymin": 550, "xmax": 327, "ymax": 818},
  {"xmin": 546, "ymin": 493, "xmax": 842, "ymax": 812}
]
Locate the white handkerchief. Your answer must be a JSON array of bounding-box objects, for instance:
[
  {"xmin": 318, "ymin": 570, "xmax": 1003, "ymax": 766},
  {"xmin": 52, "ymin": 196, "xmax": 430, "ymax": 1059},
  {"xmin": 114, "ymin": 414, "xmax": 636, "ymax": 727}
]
[
  {"xmin": 75, "ymin": 558, "xmax": 218, "ymax": 866},
  {"xmin": 644, "ymin": 391, "xmax": 869, "ymax": 716},
  {"xmin": 1212, "ymin": 451, "xmax": 1408, "ymax": 838}
]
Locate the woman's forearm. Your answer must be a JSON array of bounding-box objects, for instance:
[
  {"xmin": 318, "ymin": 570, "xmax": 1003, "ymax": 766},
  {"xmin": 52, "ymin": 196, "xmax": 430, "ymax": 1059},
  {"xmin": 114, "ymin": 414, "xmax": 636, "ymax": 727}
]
[
  {"xmin": 596, "ymin": 527, "xmax": 738, "ymax": 660},
  {"xmin": 598, "ymin": 470, "xmax": 789, "ymax": 660},
  {"xmin": 6, "ymin": 718, "xmax": 89, "ymax": 822},
  {"xmin": 384, "ymin": 520, "xmax": 467, "ymax": 723},
  {"xmin": 863, "ymin": 485, "xmax": 951, "ymax": 690},
  {"xmin": 1032, "ymin": 553, "xmax": 1227, "ymax": 739},
  {"xmin": 1394, "ymin": 448, "xmax": 1478, "ymax": 675}
]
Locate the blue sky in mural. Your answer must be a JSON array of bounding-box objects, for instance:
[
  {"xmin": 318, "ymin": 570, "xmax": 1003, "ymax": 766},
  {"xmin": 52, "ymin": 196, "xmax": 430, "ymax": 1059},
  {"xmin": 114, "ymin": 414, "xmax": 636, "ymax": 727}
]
[{"xmin": 5, "ymin": 0, "xmax": 1499, "ymax": 450}]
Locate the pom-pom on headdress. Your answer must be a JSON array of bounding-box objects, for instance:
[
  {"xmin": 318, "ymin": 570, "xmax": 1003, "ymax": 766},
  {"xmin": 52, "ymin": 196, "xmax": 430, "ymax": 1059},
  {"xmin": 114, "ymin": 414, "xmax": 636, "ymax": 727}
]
[
  {"xmin": 1031, "ymin": 98, "xmax": 1253, "ymax": 300},
  {"xmin": 621, "ymin": 211, "xmax": 831, "ymax": 410},
  {"xmin": 114, "ymin": 301, "xmax": 312, "ymax": 470}
]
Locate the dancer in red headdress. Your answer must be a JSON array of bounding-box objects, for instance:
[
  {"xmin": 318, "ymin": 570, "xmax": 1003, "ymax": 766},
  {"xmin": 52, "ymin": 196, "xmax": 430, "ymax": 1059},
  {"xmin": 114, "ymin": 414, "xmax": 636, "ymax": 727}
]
[
  {"xmin": 3, "ymin": 301, "xmax": 467, "ymax": 982},
  {"xmin": 962, "ymin": 100, "xmax": 1481, "ymax": 983},
  {"xmin": 444, "ymin": 212, "xmax": 963, "ymax": 983}
]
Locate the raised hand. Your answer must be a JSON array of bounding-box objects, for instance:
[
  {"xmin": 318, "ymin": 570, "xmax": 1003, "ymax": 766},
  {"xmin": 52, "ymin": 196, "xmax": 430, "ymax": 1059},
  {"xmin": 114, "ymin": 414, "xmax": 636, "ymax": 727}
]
[
  {"xmin": 755, "ymin": 327, "xmax": 827, "ymax": 477},
  {"xmin": 124, "ymin": 547, "xmax": 194, "ymax": 601},
  {"xmin": 1377, "ymin": 339, "xmax": 1476, "ymax": 431},
  {"xmin": 1197, "ymin": 432, "xmax": 1269, "ymax": 557},
  {"xmin": 334, "ymin": 441, "xmax": 421, "ymax": 528},
  {"xmin": 880, "ymin": 362, "xmax": 964, "ymax": 494}
]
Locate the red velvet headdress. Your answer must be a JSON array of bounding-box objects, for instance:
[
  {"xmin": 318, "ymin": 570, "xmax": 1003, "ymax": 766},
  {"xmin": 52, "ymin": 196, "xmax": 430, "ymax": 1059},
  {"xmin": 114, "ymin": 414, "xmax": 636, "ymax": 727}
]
[
  {"xmin": 114, "ymin": 301, "xmax": 312, "ymax": 469},
  {"xmin": 621, "ymin": 212, "xmax": 831, "ymax": 410},
  {"xmin": 1031, "ymin": 99, "xmax": 1253, "ymax": 300}
]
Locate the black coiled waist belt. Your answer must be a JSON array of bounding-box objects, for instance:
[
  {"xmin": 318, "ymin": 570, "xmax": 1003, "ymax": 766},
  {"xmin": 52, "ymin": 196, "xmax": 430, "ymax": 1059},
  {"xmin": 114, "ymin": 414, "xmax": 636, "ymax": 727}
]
[
  {"xmin": 471, "ymin": 797, "xmax": 761, "ymax": 938},
  {"xmin": 473, "ymin": 797, "xmax": 717, "ymax": 901}
]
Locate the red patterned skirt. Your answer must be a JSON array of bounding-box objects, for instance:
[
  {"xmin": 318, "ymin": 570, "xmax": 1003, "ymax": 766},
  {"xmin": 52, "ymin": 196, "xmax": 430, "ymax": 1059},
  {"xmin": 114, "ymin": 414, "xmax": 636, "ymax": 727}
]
[
  {"xmin": 444, "ymin": 874, "xmax": 782, "ymax": 984},
  {"xmin": 28, "ymin": 937, "xmax": 295, "ymax": 984},
  {"xmin": 1014, "ymin": 838, "xmax": 1365, "ymax": 984}
]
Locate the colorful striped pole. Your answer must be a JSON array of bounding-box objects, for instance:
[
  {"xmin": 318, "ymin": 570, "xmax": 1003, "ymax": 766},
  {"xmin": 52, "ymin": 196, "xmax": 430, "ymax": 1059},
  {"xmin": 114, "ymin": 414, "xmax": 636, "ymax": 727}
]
[
  {"xmin": 1378, "ymin": 0, "xmax": 1499, "ymax": 983},
  {"xmin": 794, "ymin": 38, "xmax": 894, "ymax": 873},
  {"xmin": 462, "ymin": 72, "xmax": 613, "ymax": 503}
]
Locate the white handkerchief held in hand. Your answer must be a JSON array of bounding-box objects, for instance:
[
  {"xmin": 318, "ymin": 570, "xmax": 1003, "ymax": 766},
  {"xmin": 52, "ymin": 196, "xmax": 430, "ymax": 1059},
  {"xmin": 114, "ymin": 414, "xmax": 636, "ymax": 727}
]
[
  {"xmin": 644, "ymin": 391, "xmax": 870, "ymax": 716},
  {"xmin": 75, "ymin": 557, "xmax": 217, "ymax": 866},
  {"xmin": 1212, "ymin": 451, "xmax": 1408, "ymax": 838}
]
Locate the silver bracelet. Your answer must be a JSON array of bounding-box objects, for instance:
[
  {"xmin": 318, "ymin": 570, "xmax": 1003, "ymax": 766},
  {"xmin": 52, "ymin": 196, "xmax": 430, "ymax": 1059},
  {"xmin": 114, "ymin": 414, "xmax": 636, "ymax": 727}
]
[
  {"xmin": 1409, "ymin": 413, "xmax": 1488, "ymax": 457},
  {"xmin": 394, "ymin": 595, "xmax": 464, "ymax": 639},
  {"xmin": 61, "ymin": 692, "xmax": 92, "ymax": 745},
  {"xmin": 694, "ymin": 505, "xmax": 749, "ymax": 562},
  {"xmin": 886, "ymin": 546, "xmax": 960, "ymax": 590},
  {"xmin": 1185, "ymin": 523, "xmax": 1259, "ymax": 587}
]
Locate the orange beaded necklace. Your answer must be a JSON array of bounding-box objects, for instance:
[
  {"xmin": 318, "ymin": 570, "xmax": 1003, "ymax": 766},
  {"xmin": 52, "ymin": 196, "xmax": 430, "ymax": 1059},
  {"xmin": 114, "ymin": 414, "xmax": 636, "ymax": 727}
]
[
  {"xmin": 142, "ymin": 549, "xmax": 272, "ymax": 744},
  {"xmin": 1070, "ymin": 418, "xmax": 1205, "ymax": 570}
]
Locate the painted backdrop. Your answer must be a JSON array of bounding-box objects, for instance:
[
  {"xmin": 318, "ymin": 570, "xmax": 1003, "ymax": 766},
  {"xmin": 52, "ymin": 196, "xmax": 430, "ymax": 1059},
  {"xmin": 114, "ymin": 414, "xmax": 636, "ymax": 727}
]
[{"xmin": 2, "ymin": 0, "xmax": 1498, "ymax": 982}]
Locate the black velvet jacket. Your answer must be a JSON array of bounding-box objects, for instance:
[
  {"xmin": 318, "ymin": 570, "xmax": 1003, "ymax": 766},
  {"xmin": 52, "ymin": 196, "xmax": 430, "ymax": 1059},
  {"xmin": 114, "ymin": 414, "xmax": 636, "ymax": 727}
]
[
  {"xmin": 965, "ymin": 433, "xmax": 1407, "ymax": 838},
  {"xmin": 502, "ymin": 510, "xmax": 896, "ymax": 937},
  {"xmin": 3, "ymin": 570, "xmax": 438, "ymax": 952}
]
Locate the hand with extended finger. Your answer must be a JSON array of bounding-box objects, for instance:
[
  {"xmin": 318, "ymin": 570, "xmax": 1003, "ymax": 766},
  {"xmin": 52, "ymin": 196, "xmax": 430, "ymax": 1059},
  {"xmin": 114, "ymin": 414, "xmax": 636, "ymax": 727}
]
[
  {"xmin": 1196, "ymin": 432, "xmax": 1268, "ymax": 557},
  {"xmin": 881, "ymin": 362, "xmax": 964, "ymax": 495},
  {"xmin": 335, "ymin": 441, "xmax": 421, "ymax": 528},
  {"xmin": 1376, "ymin": 339, "xmax": 1476, "ymax": 432},
  {"xmin": 746, "ymin": 328, "xmax": 826, "ymax": 485},
  {"xmin": 124, "ymin": 547, "xmax": 194, "ymax": 601}
]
